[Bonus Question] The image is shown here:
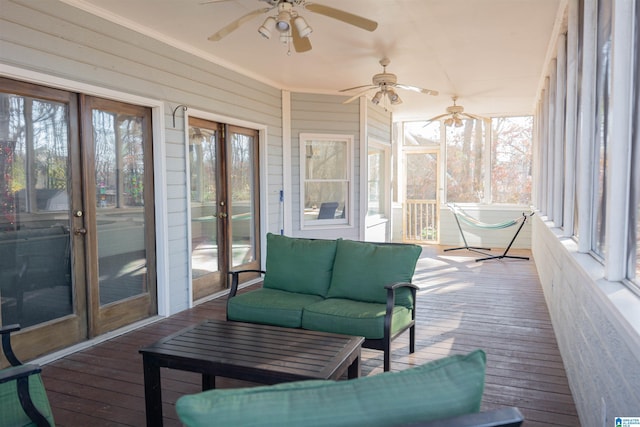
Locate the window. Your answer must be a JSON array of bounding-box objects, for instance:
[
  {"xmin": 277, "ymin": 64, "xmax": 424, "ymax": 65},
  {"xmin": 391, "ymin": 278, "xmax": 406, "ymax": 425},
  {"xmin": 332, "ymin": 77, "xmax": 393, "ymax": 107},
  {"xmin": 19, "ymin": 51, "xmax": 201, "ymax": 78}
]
[
  {"xmin": 491, "ymin": 116, "xmax": 533, "ymax": 204},
  {"xmin": 300, "ymin": 133, "xmax": 351, "ymax": 227},
  {"xmin": 445, "ymin": 119, "xmax": 487, "ymax": 203}
]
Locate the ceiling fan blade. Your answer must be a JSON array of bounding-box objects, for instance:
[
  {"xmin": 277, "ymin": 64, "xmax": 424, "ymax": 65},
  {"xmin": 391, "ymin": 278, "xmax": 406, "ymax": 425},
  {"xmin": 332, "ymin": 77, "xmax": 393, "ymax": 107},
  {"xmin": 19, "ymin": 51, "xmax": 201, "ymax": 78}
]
[
  {"xmin": 291, "ymin": 18, "xmax": 312, "ymax": 52},
  {"xmin": 339, "ymin": 84, "xmax": 376, "ymax": 93},
  {"xmin": 462, "ymin": 112, "xmax": 490, "ymax": 121},
  {"xmin": 425, "ymin": 113, "xmax": 449, "ymax": 122},
  {"xmin": 208, "ymin": 7, "xmax": 272, "ymax": 41},
  {"xmin": 305, "ymin": 3, "xmax": 378, "ymax": 32},
  {"xmin": 343, "ymin": 87, "xmax": 375, "ymax": 104},
  {"xmin": 395, "ymin": 84, "xmax": 439, "ymax": 96}
]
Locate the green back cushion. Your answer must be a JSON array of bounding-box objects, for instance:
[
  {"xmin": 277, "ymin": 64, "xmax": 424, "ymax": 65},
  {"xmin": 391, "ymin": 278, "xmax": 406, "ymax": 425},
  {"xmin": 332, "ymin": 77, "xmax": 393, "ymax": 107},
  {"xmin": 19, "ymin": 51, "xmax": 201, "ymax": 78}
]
[
  {"xmin": 263, "ymin": 233, "xmax": 337, "ymax": 297},
  {"xmin": 327, "ymin": 240, "xmax": 422, "ymax": 306},
  {"xmin": 0, "ymin": 369, "xmax": 55, "ymax": 427},
  {"xmin": 176, "ymin": 349, "xmax": 486, "ymax": 427}
]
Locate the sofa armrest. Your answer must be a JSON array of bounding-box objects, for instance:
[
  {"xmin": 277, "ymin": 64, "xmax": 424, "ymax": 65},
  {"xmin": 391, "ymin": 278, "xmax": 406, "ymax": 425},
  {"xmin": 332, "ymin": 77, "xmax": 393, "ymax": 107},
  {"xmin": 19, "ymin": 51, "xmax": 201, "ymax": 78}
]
[
  {"xmin": 0, "ymin": 364, "xmax": 53, "ymax": 427},
  {"xmin": 383, "ymin": 282, "xmax": 419, "ymax": 355},
  {"xmin": 0, "ymin": 364, "xmax": 42, "ymax": 384},
  {"xmin": 400, "ymin": 407, "xmax": 524, "ymax": 427},
  {"xmin": 384, "ymin": 282, "xmax": 419, "ymax": 311},
  {"xmin": 228, "ymin": 269, "xmax": 266, "ymax": 298},
  {"xmin": 1, "ymin": 323, "xmax": 23, "ymax": 366}
]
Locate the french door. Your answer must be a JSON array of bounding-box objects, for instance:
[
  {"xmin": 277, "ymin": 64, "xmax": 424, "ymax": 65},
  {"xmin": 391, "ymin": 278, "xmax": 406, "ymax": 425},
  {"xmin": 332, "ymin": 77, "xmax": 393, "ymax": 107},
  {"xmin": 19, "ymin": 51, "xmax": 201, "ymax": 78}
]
[
  {"xmin": 188, "ymin": 117, "xmax": 260, "ymax": 301},
  {"xmin": 80, "ymin": 95, "xmax": 156, "ymax": 336},
  {"xmin": 0, "ymin": 78, "xmax": 156, "ymax": 361}
]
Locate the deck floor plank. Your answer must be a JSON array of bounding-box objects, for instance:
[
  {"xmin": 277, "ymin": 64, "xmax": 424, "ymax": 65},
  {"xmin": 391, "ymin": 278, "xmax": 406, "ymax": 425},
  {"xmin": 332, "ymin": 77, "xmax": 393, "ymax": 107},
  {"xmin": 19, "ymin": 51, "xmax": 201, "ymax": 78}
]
[{"xmin": 39, "ymin": 245, "xmax": 580, "ymax": 426}]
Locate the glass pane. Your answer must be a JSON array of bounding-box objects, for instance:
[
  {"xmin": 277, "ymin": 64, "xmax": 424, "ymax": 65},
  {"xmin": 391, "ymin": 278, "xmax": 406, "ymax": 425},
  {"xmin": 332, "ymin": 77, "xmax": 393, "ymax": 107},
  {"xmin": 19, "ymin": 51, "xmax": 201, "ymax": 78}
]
[
  {"xmin": 189, "ymin": 125, "xmax": 218, "ymax": 278},
  {"xmin": 93, "ymin": 110, "xmax": 147, "ymax": 306},
  {"xmin": 305, "ymin": 140, "xmax": 347, "ymax": 179},
  {"xmin": 446, "ymin": 119, "xmax": 485, "ymax": 203},
  {"xmin": 592, "ymin": 0, "xmax": 612, "ymax": 257},
  {"xmin": 0, "ymin": 93, "xmax": 73, "ymax": 327},
  {"xmin": 230, "ymin": 131, "xmax": 256, "ymax": 268},
  {"xmin": 368, "ymin": 148, "xmax": 385, "ymax": 216},
  {"xmin": 403, "ymin": 121, "xmax": 440, "ymax": 146},
  {"xmin": 304, "ymin": 182, "xmax": 347, "ymax": 220},
  {"xmin": 491, "ymin": 116, "xmax": 533, "ymax": 204}
]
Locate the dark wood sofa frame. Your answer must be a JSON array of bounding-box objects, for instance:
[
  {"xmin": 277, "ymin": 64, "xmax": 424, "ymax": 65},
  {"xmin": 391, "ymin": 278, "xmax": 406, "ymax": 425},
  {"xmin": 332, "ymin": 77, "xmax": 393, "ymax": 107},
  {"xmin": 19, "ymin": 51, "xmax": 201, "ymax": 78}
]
[{"xmin": 0, "ymin": 324, "xmax": 53, "ymax": 427}]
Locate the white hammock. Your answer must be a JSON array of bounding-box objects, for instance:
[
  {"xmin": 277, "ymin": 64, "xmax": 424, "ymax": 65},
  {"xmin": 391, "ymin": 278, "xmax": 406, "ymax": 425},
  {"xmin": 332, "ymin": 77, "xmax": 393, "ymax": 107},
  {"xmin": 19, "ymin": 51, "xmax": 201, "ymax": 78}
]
[{"xmin": 447, "ymin": 204, "xmax": 522, "ymax": 229}]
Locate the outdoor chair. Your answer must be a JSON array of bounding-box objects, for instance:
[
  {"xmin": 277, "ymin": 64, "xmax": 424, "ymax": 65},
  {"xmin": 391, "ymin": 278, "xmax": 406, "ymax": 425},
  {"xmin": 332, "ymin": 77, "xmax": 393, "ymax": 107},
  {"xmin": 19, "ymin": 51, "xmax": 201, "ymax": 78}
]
[
  {"xmin": 0, "ymin": 324, "xmax": 55, "ymax": 427},
  {"xmin": 317, "ymin": 202, "xmax": 339, "ymax": 219}
]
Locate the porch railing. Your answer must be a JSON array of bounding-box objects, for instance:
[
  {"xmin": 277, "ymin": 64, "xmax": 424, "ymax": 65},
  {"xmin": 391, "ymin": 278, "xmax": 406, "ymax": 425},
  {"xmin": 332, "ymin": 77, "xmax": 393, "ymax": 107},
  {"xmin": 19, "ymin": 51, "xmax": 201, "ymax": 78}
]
[{"xmin": 403, "ymin": 199, "xmax": 438, "ymax": 243}]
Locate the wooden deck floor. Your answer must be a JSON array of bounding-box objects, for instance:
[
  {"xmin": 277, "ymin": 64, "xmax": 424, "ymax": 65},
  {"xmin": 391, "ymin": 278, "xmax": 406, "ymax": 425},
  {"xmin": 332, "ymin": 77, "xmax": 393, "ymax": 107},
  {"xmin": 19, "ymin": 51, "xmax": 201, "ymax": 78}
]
[{"xmin": 39, "ymin": 246, "xmax": 580, "ymax": 426}]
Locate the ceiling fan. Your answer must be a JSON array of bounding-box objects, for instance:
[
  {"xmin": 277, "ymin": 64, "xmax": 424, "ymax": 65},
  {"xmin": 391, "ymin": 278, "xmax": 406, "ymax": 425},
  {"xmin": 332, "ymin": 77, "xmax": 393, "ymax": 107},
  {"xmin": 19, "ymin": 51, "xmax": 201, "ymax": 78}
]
[
  {"xmin": 427, "ymin": 96, "xmax": 490, "ymax": 126},
  {"xmin": 340, "ymin": 58, "xmax": 439, "ymax": 106},
  {"xmin": 204, "ymin": 0, "xmax": 378, "ymax": 53}
]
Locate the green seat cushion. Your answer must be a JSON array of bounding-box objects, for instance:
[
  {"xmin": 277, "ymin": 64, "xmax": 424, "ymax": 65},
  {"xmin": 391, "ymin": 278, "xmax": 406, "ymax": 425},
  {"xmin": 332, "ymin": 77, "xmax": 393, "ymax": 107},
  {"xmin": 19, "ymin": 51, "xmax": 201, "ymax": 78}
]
[
  {"xmin": 227, "ymin": 288, "xmax": 324, "ymax": 328},
  {"xmin": 0, "ymin": 368, "xmax": 55, "ymax": 427},
  {"xmin": 176, "ymin": 349, "xmax": 486, "ymax": 427},
  {"xmin": 263, "ymin": 233, "xmax": 337, "ymax": 297},
  {"xmin": 327, "ymin": 240, "xmax": 422, "ymax": 307},
  {"xmin": 301, "ymin": 298, "xmax": 412, "ymax": 339}
]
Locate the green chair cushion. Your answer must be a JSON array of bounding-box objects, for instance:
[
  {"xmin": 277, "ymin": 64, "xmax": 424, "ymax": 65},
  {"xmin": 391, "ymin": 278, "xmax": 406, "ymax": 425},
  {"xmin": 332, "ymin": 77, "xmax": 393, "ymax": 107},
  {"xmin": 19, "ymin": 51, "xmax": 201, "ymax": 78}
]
[
  {"xmin": 176, "ymin": 349, "xmax": 486, "ymax": 427},
  {"xmin": 227, "ymin": 288, "xmax": 324, "ymax": 328},
  {"xmin": 327, "ymin": 240, "xmax": 422, "ymax": 307},
  {"xmin": 0, "ymin": 368, "xmax": 55, "ymax": 427},
  {"xmin": 301, "ymin": 298, "xmax": 412, "ymax": 339},
  {"xmin": 263, "ymin": 233, "xmax": 338, "ymax": 297}
]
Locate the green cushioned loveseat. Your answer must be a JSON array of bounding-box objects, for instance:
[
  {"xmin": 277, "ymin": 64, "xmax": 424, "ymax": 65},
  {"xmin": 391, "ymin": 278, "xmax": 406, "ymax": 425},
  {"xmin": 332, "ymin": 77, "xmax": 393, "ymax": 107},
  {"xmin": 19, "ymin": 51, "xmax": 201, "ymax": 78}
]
[
  {"xmin": 227, "ymin": 233, "xmax": 423, "ymax": 371},
  {"xmin": 176, "ymin": 349, "xmax": 523, "ymax": 427}
]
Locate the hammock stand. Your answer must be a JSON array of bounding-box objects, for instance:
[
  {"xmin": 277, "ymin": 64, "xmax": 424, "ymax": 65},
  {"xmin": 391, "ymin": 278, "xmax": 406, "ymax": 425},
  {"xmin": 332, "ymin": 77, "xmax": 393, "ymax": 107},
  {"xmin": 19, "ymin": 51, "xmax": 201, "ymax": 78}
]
[{"xmin": 445, "ymin": 204, "xmax": 534, "ymax": 262}]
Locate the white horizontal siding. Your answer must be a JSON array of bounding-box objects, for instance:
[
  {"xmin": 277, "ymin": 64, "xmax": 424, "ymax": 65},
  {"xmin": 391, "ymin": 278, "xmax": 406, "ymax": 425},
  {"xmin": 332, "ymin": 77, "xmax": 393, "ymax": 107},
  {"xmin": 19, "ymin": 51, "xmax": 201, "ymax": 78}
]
[{"xmin": 290, "ymin": 92, "xmax": 361, "ymax": 240}]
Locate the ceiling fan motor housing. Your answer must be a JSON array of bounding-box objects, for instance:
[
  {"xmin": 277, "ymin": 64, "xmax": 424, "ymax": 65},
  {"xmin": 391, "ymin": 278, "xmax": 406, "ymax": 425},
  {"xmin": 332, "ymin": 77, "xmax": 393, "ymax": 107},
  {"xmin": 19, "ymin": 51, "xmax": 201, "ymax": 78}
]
[
  {"xmin": 447, "ymin": 105, "xmax": 464, "ymax": 114},
  {"xmin": 372, "ymin": 73, "xmax": 397, "ymax": 86}
]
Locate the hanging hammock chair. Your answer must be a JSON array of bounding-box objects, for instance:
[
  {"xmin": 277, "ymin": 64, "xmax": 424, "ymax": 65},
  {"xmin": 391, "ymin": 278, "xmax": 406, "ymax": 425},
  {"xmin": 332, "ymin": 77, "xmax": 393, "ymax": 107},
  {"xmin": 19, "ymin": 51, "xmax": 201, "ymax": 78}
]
[{"xmin": 445, "ymin": 204, "xmax": 534, "ymax": 262}]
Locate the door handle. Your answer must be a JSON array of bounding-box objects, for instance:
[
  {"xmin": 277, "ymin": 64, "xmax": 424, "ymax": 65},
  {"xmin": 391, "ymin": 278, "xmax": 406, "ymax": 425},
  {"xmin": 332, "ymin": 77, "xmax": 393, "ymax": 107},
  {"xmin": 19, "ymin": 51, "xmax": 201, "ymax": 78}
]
[{"xmin": 74, "ymin": 228, "xmax": 87, "ymax": 235}]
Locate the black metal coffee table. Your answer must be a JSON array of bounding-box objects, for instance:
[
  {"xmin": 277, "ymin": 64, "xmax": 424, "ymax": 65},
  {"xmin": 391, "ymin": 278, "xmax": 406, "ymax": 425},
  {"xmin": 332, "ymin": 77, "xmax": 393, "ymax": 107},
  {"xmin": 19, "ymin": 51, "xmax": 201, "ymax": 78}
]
[{"xmin": 139, "ymin": 319, "xmax": 364, "ymax": 426}]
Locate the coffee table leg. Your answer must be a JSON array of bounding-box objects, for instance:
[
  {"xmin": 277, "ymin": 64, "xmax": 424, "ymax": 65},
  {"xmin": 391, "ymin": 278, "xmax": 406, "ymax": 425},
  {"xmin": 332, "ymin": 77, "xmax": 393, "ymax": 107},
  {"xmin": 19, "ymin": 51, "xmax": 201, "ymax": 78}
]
[
  {"xmin": 348, "ymin": 352, "xmax": 361, "ymax": 379},
  {"xmin": 202, "ymin": 374, "xmax": 216, "ymax": 390},
  {"xmin": 142, "ymin": 355, "xmax": 163, "ymax": 427}
]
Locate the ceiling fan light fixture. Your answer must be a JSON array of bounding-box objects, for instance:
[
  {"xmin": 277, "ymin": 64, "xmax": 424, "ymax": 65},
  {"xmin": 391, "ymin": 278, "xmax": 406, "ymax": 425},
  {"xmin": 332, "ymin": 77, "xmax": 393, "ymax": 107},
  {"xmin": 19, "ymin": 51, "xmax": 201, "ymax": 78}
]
[
  {"xmin": 444, "ymin": 117, "xmax": 454, "ymax": 127},
  {"xmin": 387, "ymin": 89, "xmax": 402, "ymax": 105},
  {"xmin": 371, "ymin": 91, "xmax": 383, "ymax": 105},
  {"xmin": 258, "ymin": 16, "xmax": 276, "ymax": 39},
  {"xmin": 293, "ymin": 16, "xmax": 312, "ymax": 38},
  {"xmin": 454, "ymin": 117, "xmax": 463, "ymax": 127},
  {"xmin": 276, "ymin": 10, "xmax": 291, "ymax": 32}
]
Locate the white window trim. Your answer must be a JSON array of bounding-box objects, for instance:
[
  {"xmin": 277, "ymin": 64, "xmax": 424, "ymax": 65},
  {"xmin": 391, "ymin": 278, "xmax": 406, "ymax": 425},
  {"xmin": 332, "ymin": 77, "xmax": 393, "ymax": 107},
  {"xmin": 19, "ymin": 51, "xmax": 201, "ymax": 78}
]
[{"xmin": 366, "ymin": 137, "xmax": 392, "ymax": 222}]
